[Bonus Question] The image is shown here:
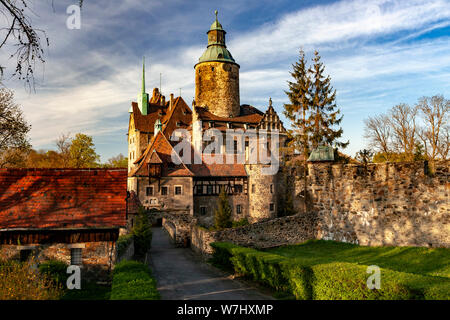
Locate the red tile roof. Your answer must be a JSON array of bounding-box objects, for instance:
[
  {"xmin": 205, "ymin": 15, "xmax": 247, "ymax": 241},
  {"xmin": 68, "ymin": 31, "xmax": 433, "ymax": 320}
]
[
  {"xmin": 189, "ymin": 154, "xmax": 247, "ymax": 177},
  {"xmin": 194, "ymin": 105, "xmax": 263, "ymax": 124},
  {"xmin": 0, "ymin": 168, "xmax": 127, "ymax": 230}
]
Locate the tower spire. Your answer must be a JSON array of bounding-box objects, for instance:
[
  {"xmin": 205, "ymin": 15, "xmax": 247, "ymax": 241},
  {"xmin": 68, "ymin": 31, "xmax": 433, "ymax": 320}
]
[
  {"xmin": 142, "ymin": 56, "xmax": 145, "ymax": 94},
  {"xmin": 136, "ymin": 57, "xmax": 149, "ymax": 115}
]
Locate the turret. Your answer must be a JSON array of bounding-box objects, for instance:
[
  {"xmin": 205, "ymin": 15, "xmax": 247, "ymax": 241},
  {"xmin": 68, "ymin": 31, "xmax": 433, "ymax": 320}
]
[{"xmin": 194, "ymin": 11, "xmax": 240, "ymax": 118}]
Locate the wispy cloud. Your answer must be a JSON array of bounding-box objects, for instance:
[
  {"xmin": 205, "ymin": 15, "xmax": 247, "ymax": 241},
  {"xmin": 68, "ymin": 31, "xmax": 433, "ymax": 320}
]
[{"xmin": 2, "ymin": 0, "xmax": 449, "ymax": 160}]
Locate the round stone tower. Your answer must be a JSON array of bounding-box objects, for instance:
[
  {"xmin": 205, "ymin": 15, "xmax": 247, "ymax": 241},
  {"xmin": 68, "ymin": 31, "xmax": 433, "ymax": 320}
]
[{"xmin": 194, "ymin": 11, "xmax": 240, "ymax": 118}]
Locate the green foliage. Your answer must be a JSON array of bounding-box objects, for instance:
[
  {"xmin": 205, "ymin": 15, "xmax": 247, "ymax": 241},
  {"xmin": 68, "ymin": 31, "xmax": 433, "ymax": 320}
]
[
  {"xmin": 0, "ymin": 260, "xmax": 63, "ymax": 300},
  {"xmin": 211, "ymin": 241, "xmax": 450, "ymax": 300},
  {"xmin": 69, "ymin": 133, "xmax": 100, "ymax": 168},
  {"xmin": 62, "ymin": 282, "xmax": 111, "ymax": 300},
  {"xmin": 38, "ymin": 260, "xmax": 69, "ymax": 285},
  {"xmin": 214, "ymin": 188, "xmax": 232, "ymax": 229},
  {"xmin": 132, "ymin": 206, "xmax": 152, "ymax": 260},
  {"xmin": 232, "ymin": 218, "xmax": 250, "ymax": 228},
  {"xmin": 116, "ymin": 234, "xmax": 134, "ymax": 258},
  {"xmin": 355, "ymin": 149, "xmax": 374, "ymax": 164},
  {"xmin": 104, "ymin": 153, "xmax": 128, "ymax": 168},
  {"xmin": 110, "ymin": 260, "xmax": 160, "ymax": 300}
]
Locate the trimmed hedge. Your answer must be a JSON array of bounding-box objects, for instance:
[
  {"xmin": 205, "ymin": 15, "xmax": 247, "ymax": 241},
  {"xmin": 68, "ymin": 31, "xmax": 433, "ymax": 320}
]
[
  {"xmin": 38, "ymin": 260, "xmax": 69, "ymax": 285},
  {"xmin": 110, "ymin": 260, "xmax": 160, "ymax": 300},
  {"xmin": 210, "ymin": 242, "xmax": 450, "ymax": 300}
]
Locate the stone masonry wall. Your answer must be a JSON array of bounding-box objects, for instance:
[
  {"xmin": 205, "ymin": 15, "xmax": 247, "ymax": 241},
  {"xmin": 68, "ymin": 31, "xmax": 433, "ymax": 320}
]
[
  {"xmin": 195, "ymin": 61, "xmax": 240, "ymax": 118},
  {"xmin": 190, "ymin": 212, "xmax": 317, "ymax": 256},
  {"xmin": 301, "ymin": 160, "xmax": 449, "ymax": 247},
  {"xmin": 0, "ymin": 241, "xmax": 116, "ymax": 281}
]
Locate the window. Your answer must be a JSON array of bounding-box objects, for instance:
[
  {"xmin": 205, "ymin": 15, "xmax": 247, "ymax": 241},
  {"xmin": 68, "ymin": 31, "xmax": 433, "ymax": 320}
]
[
  {"xmin": 234, "ymin": 185, "xmax": 243, "ymax": 194},
  {"xmin": 207, "ymin": 185, "xmax": 213, "ymax": 195},
  {"xmin": 269, "ymin": 203, "xmax": 275, "ymax": 212},
  {"xmin": 71, "ymin": 248, "xmax": 82, "ymax": 265},
  {"xmin": 175, "ymin": 186, "xmax": 182, "ymax": 195},
  {"xmin": 236, "ymin": 205, "xmax": 242, "ymax": 214},
  {"xmin": 161, "ymin": 186, "xmax": 168, "ymax": 195},
  {"xmin": 196, "ymin": 185, "xmax": 203, "ymax": 195},
  {"xmin": 146, "ymin": 186, "xmax": 154, "ymax": 196},
  {"xmin": 270, "ymin": 184, "xmax": 274, "ymax": 194},
  {"xmin": 252, "ymin": 184, "xmax": 256, "ymax": 193},
  {"xmin": 200, "ymin": 206, "xmax": 207, "ymax": 216}
]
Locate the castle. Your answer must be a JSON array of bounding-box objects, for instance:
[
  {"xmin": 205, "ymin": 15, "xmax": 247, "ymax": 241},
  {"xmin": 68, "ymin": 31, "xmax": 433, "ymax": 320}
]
[{"xmin": 127, "ymin": 12, "xmax": 288, "ymax": 223}]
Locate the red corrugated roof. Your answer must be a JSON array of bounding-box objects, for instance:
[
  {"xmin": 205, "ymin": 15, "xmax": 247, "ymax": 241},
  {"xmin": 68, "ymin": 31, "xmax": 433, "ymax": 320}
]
[{"xmin": 0, "ymin": 168, "xmax": 127, "ymax": 230}]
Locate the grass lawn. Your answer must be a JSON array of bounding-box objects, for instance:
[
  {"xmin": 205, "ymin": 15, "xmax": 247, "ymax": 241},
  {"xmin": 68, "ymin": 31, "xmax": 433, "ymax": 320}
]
[{"xmin": 265, "ymin": 240, "xmax": 450, "ymax": 278}]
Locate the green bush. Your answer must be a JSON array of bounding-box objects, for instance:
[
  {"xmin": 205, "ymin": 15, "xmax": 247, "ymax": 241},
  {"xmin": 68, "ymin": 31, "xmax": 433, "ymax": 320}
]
[
  {"xmin": 116, "ymin": 234, "xmax": 134, "ymax": 258},
  {"xmin": 38, "ymin": 260, "xmax": 69, "ymax": 285},
  {"xmin": 211, "ymin": 242, "xmax": 450, "ymax": 300},
  {"xmin": 110, "ymin": 260, "xmax": 160, "ymax": 300},
  {"xmin": 133, "ymin": 207, "xmax": 153, "ymax": 260},
  {"xmin": 232, "ymin": 218, "xmax": 250, "ymax": 228}
]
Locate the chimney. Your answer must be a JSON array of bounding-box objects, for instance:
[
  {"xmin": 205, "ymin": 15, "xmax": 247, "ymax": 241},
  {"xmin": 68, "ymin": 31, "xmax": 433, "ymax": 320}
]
[{"xmin": 169, "ymin": 93, "xmax": 174, "ymax": 111}]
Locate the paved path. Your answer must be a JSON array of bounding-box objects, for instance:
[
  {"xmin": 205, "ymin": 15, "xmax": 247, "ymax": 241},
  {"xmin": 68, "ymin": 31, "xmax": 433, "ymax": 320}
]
[{"xmin": 148, "ymin": 227, "xmax": 273, "ymax": 300}]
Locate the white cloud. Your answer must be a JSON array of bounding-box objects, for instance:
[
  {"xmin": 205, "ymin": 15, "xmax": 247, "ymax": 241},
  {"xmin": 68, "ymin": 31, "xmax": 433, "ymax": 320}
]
[{"xmin": 3, "ymin": 0, "xmax": 450, "ymax": 160}]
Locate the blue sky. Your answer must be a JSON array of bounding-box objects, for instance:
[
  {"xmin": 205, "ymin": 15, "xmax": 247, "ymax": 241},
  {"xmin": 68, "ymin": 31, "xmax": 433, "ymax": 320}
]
[{"xmin": 2, "ymin": 0, "xmax": 450, "ymax": 161}]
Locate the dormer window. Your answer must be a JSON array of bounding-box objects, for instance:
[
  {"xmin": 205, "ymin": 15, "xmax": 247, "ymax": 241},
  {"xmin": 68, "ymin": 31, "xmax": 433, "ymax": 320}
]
[
  {"xmin": 227, "ymin": 122, "xmax": 232, "ymax": 129},
  {"xmin": 176, "ymin": 121, "xmax": 181, "ymax": 127}
]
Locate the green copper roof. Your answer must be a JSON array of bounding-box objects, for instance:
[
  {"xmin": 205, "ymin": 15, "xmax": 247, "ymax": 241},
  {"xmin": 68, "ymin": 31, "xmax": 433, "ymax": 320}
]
[
  {"xmin": 210, "ymin": 10, "xmax": 223, "ymax": 31},
  {"xmin": 308, "ymin": 145, "xmax": 335, "ymax": 162},
  {"xmin": 198, "ymin": 45, "xmax": 236, "ymax": 64},
  {"xmin": 196, "ymin": 10, "xmax": 238, "ymax": 67}
]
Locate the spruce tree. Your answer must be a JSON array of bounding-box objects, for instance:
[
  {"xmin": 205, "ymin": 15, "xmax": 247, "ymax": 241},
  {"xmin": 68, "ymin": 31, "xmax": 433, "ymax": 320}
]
[
  {"xmin": 214, "ymin": 188, "xmax": 232, "ymax": 229},
  {"xmin": 283, "ymin": 50, "xmax": 312, "ymax": 158},
  {"xmin": 309, "ymin": 51, "xmax": 348, "ymax": 149}
]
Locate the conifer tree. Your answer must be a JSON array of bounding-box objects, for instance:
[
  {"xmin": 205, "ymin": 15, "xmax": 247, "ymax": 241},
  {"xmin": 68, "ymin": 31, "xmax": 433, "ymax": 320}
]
[
  {"xmin": 283, "ymin": 50, "xmax": 312, "ymax": 158},
  {"xmin": 214, "ymin": 188, "xmax": 232, "ymax": 229},
  {"xmin": 309, "ymin": 51, "xmax": 348, "ymax": 149}
]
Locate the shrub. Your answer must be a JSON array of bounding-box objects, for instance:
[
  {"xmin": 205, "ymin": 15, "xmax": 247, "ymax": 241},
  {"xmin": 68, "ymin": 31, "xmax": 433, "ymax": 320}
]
[
  {"xmin": 110, "ymin": 260, "xmax": 160, "ymax": 300},
  {"xmin": 214, "ymin": 188, "xmax": 232, "ymax": 229},
  {"xmin": 133, "ymin": 206, "xmax": 153, "ymax": 260},
  {"xmin": 38, "ymin": 260, "xmax": 69, "ymax": 285},
  {"xmin": 0, "ymin": 260, "xmax": 63, "ymax": 300},
  {"xmin": 211, "ymin": 242, "xmax": 450, "ymax": 300},
  {"xmin": 116, "ymin": 234, "xmax": 134, "ymax": 258},
  {"xmin": 232, "ymin": 218, "xmax": 250, "ymax": 228}
]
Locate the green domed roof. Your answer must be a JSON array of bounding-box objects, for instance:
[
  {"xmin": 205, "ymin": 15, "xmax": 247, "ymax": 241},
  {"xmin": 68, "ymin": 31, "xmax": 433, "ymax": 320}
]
[
  {"xmin": 195, "ymin": 10, "xmax": 238, "ymax": 67},
  {"xmin": 198, "ymin": 45, "xmax": 236, "ymax": 64},
  {"xmin": 210, "ymin": 10, "xmax": 223, "ymax": 31}
]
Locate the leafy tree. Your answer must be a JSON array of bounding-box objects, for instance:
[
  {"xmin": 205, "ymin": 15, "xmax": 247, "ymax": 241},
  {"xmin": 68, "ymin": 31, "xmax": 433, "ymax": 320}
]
[
  {"xmin": 214, "ymin": 188, "xmax": 232, "ymax": 229},
  {"xmin": 69, "ymin": 133, "xmax": 100, "ymax": 168},
  {"xmin": 0, "ymin": 88, "xmax": 31, "ymax": 167},
  {"xmin": 413, "ymin": 142, "xmax": 428, "ymax": 161},
  {"xmin": 105, "ymin": 153, "xmax": 128, "ymax": 168},
  {"xmin": 309, "ymin": 51, "xmax": 348, "ymax": 149}
]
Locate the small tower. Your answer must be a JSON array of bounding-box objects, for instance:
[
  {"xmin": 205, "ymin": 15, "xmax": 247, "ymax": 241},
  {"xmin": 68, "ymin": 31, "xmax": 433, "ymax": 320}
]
[
  {"xmin": 154, "ymin": 118, "xmax": 162, "ymax": 136},
  {"xmin": 194, "ymin": 10, "xmax": 240, "ymax": 118},
  {"xmin": 137, "ymin": 57, "xmax": 149, "ymax": 115}
]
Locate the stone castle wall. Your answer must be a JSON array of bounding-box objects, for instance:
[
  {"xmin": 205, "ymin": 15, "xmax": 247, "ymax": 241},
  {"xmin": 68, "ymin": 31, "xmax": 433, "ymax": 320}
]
[
  {"xmin": 190, "ymin": 212, "xmax": 317, "ymax": 256},
  {"xmin": 298, "ymin": 160, "xmax": 449, "ymax": 247},
  {"xmin": 0, "ymin": 241, "xmax": 116, "ymax": 281},
  {"xmin": 246, "ymin": 164, "xmax": 279, "ymax": 222},
  {"xmin": 195, "ymin": 61, "xmax": 240, "ymax": 118}
]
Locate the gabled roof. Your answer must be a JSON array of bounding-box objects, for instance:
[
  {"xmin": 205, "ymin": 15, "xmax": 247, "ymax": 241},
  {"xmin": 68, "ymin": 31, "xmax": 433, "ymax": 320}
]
[
  {"xmin": 0, "ymin": 169, "xmax": 127, "ymax": 230},
  {"xmin": 129, "ymin": 131, "xmax": 194, "ymax": 177},
  {"xmin": 130, "ymin": 102, "xmax": 167, "ymax": 133}
]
